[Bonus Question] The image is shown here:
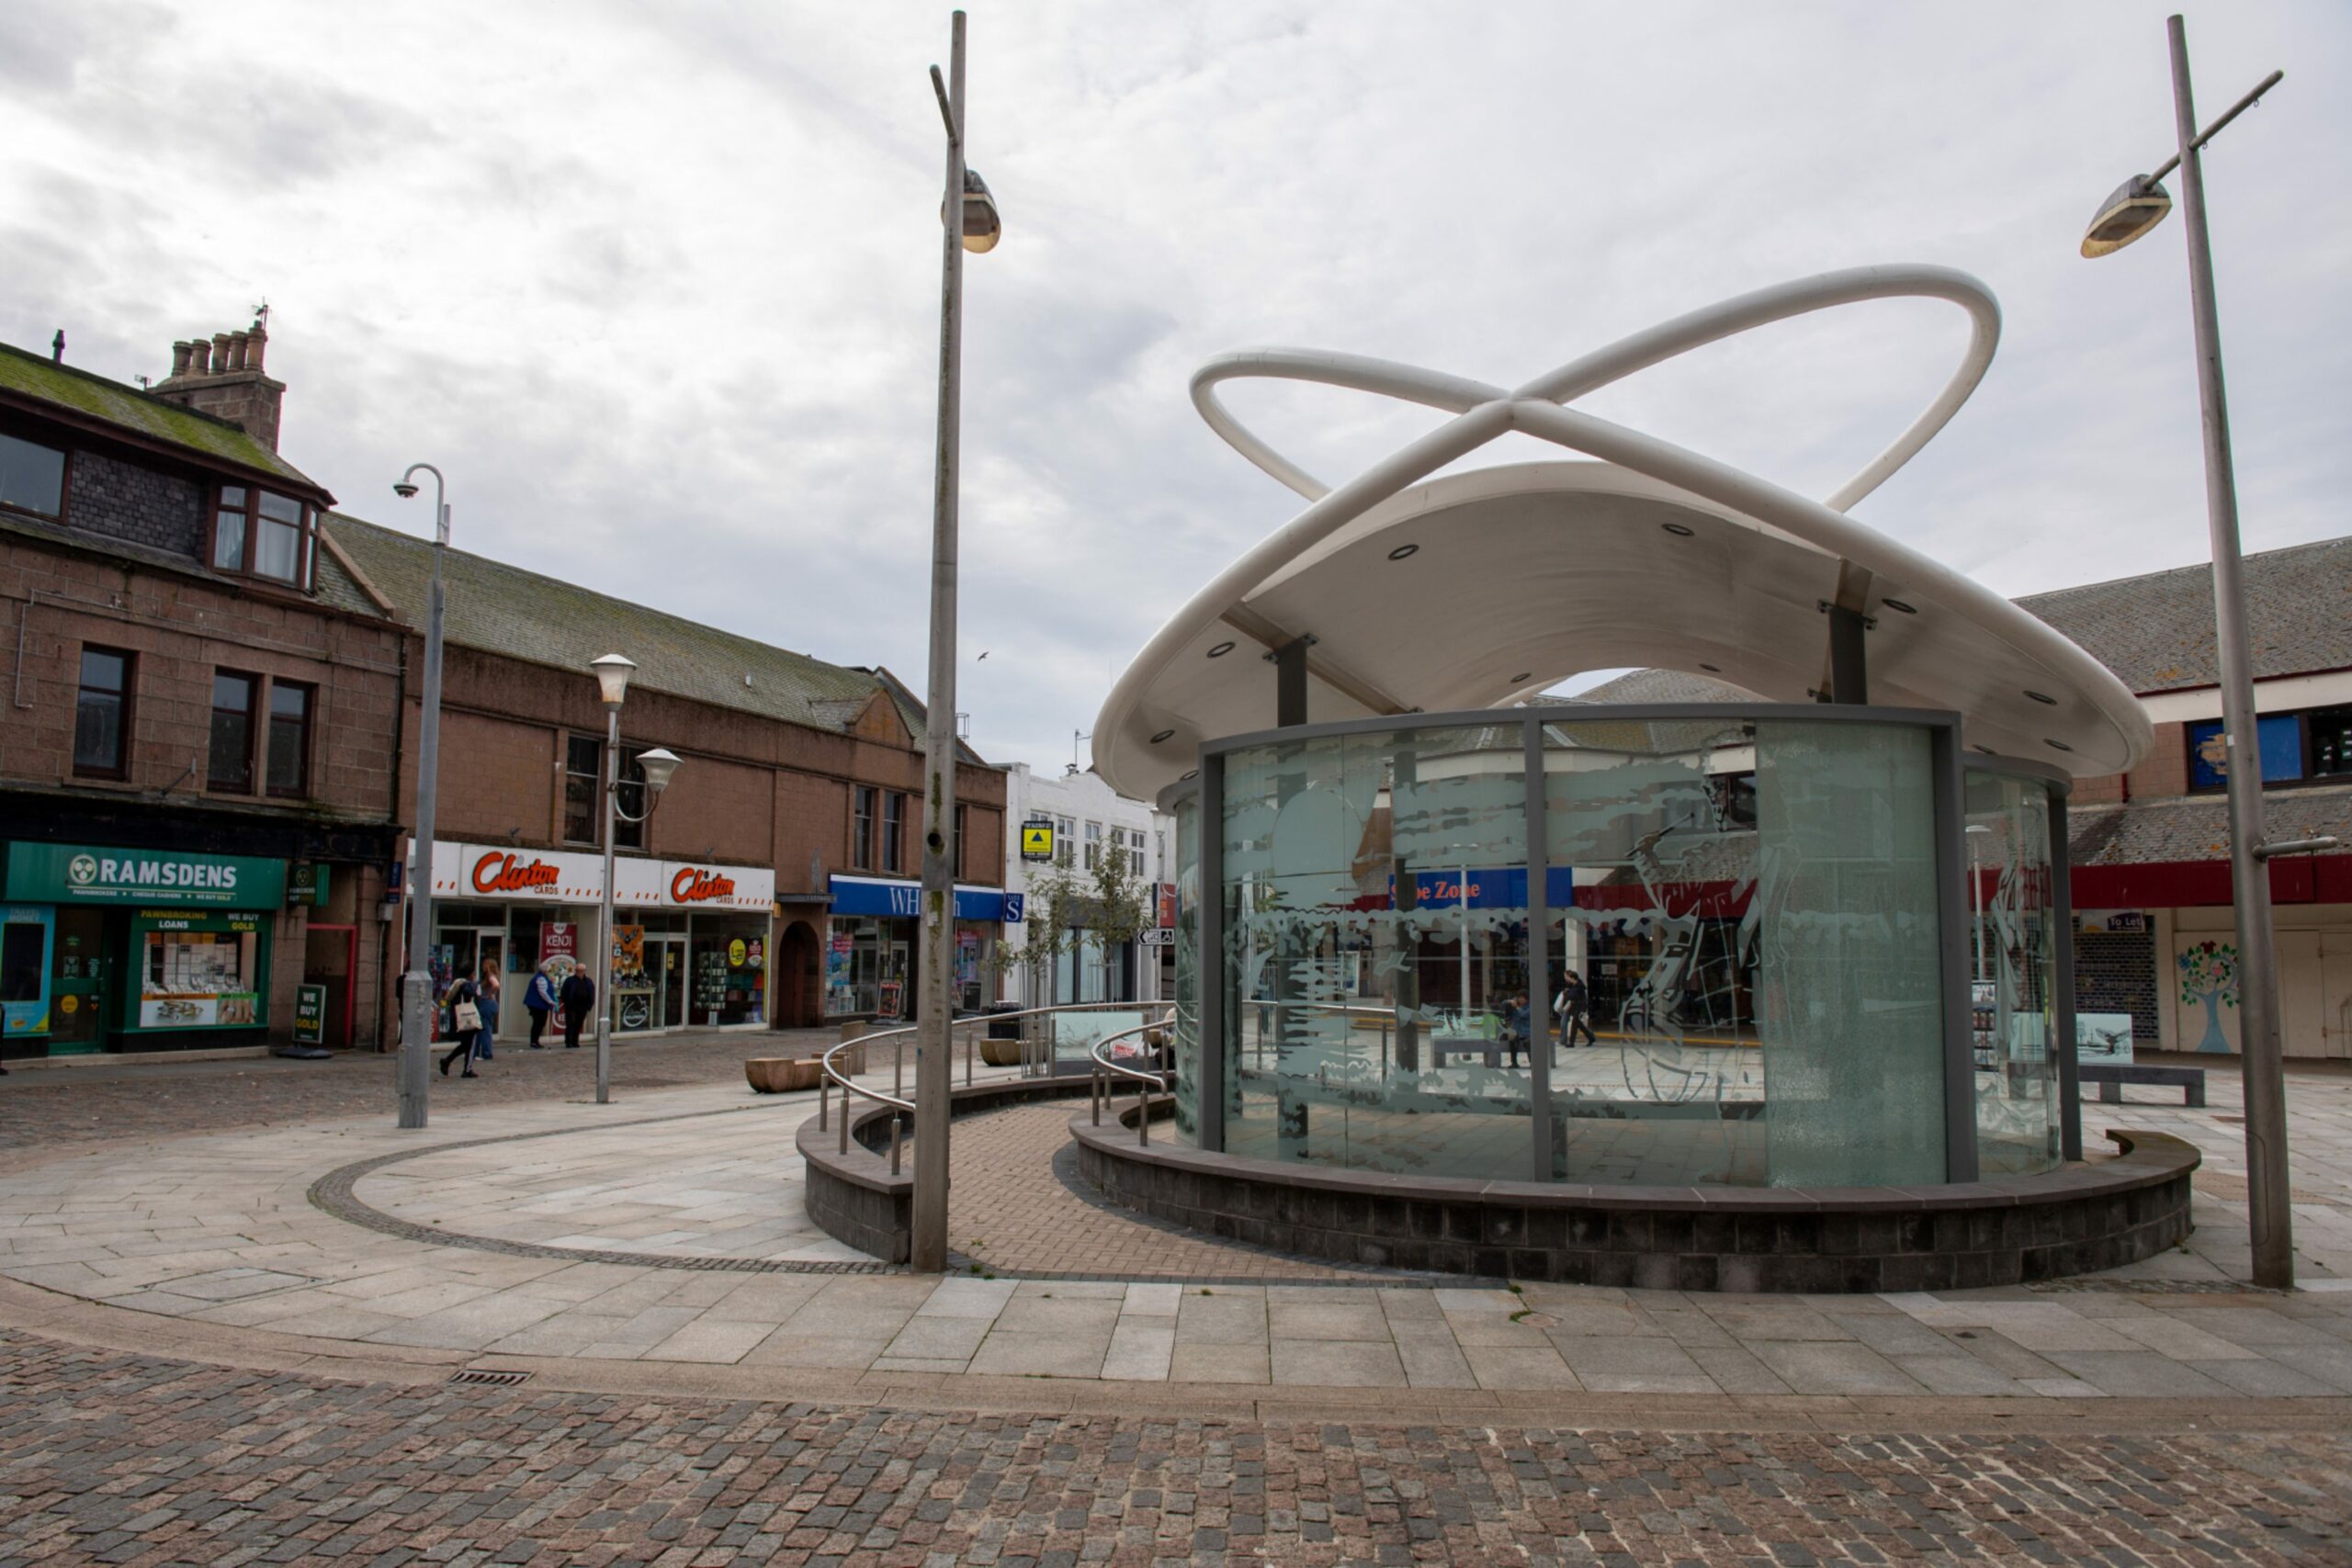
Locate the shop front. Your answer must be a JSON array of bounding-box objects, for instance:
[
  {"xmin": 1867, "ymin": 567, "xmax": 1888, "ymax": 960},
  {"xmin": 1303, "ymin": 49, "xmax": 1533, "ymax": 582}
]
[
  {"xmin": 420, "ymin": 844, "xmax": 775, "ymax": 1037},
  {"xmin": 822, "ymin": 874, "xmax": 1018, "ymax": 1021},
  {"xmin": 1, "ymin": 840, "xmax": 288, "ymax": 1055}
]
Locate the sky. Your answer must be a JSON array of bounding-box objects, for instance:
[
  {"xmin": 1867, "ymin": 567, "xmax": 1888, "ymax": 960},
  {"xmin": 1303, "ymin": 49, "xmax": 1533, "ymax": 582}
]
[{"xmin": 4, "ymin": 1, "xmax": 2347, "ymax": 784}]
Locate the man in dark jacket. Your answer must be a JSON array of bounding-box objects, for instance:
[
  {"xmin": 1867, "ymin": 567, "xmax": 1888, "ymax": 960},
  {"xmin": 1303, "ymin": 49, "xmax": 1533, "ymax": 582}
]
[{"xmin": 558, "ymin": 965, "xmax": 596, "ymax": 1048}]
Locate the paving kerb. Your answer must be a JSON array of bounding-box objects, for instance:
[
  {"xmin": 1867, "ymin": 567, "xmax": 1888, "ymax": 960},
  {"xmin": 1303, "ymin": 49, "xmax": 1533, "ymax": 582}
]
[{"xmin": 0, "ymin": 1050, "xmax": 2347, "ymax": 1430}]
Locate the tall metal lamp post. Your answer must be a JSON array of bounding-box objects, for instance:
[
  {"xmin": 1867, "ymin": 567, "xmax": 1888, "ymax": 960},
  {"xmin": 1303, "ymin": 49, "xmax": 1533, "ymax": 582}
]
[
  {"xmin": 2077, "ymin": 16, "xmax": 2326, "ymax": 1289},
  {"xmin": 912, "ymin": 8, "xmax": 1004, "ymax": 1273},
  {"xmin": 391, "ymin": 464, "xmax": 448, "ymax": 1130},
  {"xmin": 588, "ymin": 652, "xmax": 682, "ymax": 1107}
]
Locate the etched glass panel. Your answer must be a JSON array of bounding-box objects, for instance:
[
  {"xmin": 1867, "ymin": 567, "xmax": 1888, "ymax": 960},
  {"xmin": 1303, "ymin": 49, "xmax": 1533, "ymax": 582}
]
[
  {"xmin": 1170, "ymin": 790, "xmax": 1201, "ymax": 1145},
  {"xmin": 1967, "ymin": 771, "xmax": 2062, "ymax": 1175}
]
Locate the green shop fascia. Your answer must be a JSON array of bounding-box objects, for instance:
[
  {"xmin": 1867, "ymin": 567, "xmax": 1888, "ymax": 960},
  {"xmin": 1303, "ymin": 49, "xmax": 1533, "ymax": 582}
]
[{"xmin": 1, "ymin": 842, "xmax": 288, "ymax": 1054}]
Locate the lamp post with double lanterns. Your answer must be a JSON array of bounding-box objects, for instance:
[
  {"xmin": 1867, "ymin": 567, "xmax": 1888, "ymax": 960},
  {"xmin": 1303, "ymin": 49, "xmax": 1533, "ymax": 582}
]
[
  {"xmin": 910, "ymin": 8, "xmax": 1004, "ymax": 1274},
  {"xmin": 588, "ymin": 653, "xmax": 682, "ymax": 1108},
  {"xmin": 391, "ymin": 464, "xmax": 448, "ymax": 1130},
  {"xmin": 2077, "ymin": 17, "xmax": 2331, "ymax": 1289}
]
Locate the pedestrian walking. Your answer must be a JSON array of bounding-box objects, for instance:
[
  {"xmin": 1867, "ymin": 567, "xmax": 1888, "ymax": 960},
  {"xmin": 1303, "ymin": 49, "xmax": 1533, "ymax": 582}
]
[
  {"xmin": 1555, "ymin": 970, "xmax": 1598, "ymax": 1049},
  {"xmin": 473, "ymin": 957, "xmax": 501, "ymax": 1062},
  {"xmin": 524, "ymin": 963, "xmax": 559, "ymax": 1049},
  {"xmin": 438, "ymin": 975, "xmax": 482, "ymax": 1078},
  {"xmin": 1503, "ymin": 993, "xmax": 1532, "ymax": 1069},
  {"xmin": 559, "ymin": 964, "xmax": 595, "ymax": 1049}
]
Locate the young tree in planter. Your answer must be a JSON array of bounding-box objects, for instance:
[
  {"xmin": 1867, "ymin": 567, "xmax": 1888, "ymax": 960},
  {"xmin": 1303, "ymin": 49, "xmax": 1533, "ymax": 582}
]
[{"xmin": 987, "ymin": 840, "xmax": 1152, "ymax": 1057}]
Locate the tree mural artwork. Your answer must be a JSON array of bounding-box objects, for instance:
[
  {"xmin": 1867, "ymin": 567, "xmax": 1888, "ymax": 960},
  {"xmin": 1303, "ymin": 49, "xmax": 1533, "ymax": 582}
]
[{"xmin": 2177, "ymin": 940, "xmax": 2240, "ymax": 1054}]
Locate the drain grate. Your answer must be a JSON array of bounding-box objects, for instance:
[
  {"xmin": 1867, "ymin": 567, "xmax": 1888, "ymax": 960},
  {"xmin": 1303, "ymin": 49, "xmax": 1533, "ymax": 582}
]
[{"xmin": 447, "ymin": 1368, "xmax": 532, "ymax": 1387}]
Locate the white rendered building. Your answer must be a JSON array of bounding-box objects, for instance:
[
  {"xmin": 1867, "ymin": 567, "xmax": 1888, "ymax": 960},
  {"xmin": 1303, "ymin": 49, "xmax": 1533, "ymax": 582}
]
[{"xmin": 1000, "ymin": 762, "xmax": 1175, "ymax": 1009}]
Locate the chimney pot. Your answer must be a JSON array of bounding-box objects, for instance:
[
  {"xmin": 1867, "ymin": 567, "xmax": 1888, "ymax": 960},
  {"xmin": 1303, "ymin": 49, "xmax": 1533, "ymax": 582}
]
[
  {"xmin": 170, "ymin": 341, "xmax": 193, "ymax": 378},
  {"xmin": 227, "ymin": 331, "xmax": 250, "ymax": 372},
  {"xmin": 244, "ymin": 324, "xmax": 266, "ymax": 373},
  {"xmin": 211, "ymin": 333, "xmax": 232, "ymax": 372},
  {"xmin": 188, "ymin": 339, "xmax": 212, "ymax": 374}
]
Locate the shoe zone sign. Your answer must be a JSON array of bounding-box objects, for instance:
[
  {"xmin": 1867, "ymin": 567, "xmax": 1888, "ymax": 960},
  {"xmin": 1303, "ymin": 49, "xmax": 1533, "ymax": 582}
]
[{"xmin": 5, "ymin": 842, "xmax": 287, "ymax": 908}]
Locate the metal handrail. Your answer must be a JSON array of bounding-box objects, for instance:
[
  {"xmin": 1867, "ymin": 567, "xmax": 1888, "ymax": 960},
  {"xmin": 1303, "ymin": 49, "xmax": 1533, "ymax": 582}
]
[
  {"xmin": 1089, "ymin": 1010, "xmax": 1173, "ymax": 1145},
  {"xmin": 818, "ymin": 999, "xmax": 1174, "ymax": 1172}
]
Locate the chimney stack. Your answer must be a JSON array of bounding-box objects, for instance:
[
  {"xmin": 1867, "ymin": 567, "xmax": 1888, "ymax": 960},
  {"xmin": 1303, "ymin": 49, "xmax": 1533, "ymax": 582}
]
[{"xmin": 153, "ymin": 315, "xmax": 288, "ymax": 452}]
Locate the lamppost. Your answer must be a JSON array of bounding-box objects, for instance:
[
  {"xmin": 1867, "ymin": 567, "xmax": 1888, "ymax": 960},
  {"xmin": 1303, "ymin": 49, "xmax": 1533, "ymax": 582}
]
[
  {"xmin": 2076, "ymin": 16, "xmax": 2326, "ymax": 1289},
  {"xmin": 911, "ymin": 8, "xmax": 1004, "ymax": 1273},
  {"xmin": 390, "ymin": 464, "xmax": 448, "ymax": 1130},
  {"xmin": 588, "ymin": 653, "xmax": 682, "ymax": 1107}
]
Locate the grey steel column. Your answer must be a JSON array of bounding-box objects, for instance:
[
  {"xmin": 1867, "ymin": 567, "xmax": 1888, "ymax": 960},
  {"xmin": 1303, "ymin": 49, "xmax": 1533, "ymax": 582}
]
[
  {"xmin": 595, "ymin": 702, "xmax": 618, "ymax": 1106},
  {"xmin": 1521, "ymin": 716, "xmax": 1553, "ymax": 1182},
  {"xmin": 1931, "ymin": 723, "xmax": 1979, "ymax": 1182},
  {"xmin": 1196, "ymin": 751, "xmax": 1226, "ymax": 1151},
  {"xmin": 911, "ymin": 9, "xmax": 969, "ymax": 1273},
  {"xmin": 2050, "ymin": 788, "xmax": 2083, "ymax": 1163},
  {"xmin": 396, "ymin": 477, "xmax": 447, "ymax": 1131},
  {"xmin": 1826, "ymin": 604, "xmax": 1869, "ymax": 705},
  {"xmin": 1273, "ymin": 637, "xmax": 1310, "ymax": 729},
  {"xmin": 2167, "ymin": 12, "xmax": 2290, "ymax": 1289}
]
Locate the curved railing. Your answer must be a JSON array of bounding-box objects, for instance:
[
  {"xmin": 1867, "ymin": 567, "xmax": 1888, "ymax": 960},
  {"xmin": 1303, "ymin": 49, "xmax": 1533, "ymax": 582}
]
[
  {"xmin": 818, "ymin": 999, "xmax": 1169, "ymax": 1172},
  {"xmin": 1089, "ymin": 1010, "xmax": 1174, "ymax": 1145}
]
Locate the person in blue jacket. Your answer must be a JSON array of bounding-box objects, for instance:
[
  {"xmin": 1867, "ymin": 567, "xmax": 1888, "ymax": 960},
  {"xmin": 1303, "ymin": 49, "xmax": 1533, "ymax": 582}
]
[{"xmin": 525, "ymin": 963, "xmax": 560, "ymax": 1049}]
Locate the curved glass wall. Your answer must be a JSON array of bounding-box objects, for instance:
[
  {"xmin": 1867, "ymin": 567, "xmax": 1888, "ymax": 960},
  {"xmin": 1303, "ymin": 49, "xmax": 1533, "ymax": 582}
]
[
  {"xmin": 1182, "ymin": 706, "xmax": 2039, "ymax": 1190},
  {"xmin": 1965, "ymin": 771, "xmax": 2062, "ymax": 1175}
]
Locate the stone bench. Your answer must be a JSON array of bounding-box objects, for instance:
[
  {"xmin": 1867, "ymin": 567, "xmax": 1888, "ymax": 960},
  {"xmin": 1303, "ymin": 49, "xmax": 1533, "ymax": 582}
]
[{"xmin": 2080, "ymin": 1063, "xmax": 2207, "ymax": 1107}]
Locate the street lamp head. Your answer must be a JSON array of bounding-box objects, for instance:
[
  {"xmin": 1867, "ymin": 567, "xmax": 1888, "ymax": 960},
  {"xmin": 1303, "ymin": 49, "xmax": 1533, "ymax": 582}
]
[
  {"xmin": 392, "ymin": 481, "xmax": 419, "ymax": 499},
  {"xmin": 635, "ymin": 748, "xmax": 683, "ymax": 797},
  {"xmin": 2080, "ymin": 174, "xmax": 2173, "ymax": 257},
  {"xmin": 590, "ymin": 652, "xmax": 638, "ymax": 706},
  {"xmin": 945, "ymin": 166, "xmax": 1001, "ymax": 253}
]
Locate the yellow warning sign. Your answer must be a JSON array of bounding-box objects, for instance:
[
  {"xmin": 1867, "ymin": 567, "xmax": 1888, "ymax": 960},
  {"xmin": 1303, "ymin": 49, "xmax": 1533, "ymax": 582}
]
[{"xmin": 1020, "ymin": 821, "xmax": 1056, "ymax": 861}]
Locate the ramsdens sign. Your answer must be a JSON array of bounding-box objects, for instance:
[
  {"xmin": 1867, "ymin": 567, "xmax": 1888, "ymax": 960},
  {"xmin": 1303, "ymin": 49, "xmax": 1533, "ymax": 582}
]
[{"xmin": 4, "ymin": 842, "xmax": 287, "ymax": 908}]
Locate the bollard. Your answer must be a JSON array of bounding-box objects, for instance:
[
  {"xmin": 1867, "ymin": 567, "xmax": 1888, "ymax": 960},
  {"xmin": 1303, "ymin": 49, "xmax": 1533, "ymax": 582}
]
[
  {"xmin": 1137, "ymin": 1080, "xmax": 1149, "ymax": 1146},
  {"xmin": 819, "ymin": 1076, "xmax": 829, "ymax": 1130},
  {"xmin": 889, "ymin": 1113, "xmax": 903, "ymax": 1176}
]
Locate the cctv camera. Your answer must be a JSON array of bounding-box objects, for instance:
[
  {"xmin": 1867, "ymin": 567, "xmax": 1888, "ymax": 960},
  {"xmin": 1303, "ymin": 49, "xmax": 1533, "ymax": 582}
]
[{"xmin": 392, "ymin": 482, "xmax": 419, "ymax": 498}]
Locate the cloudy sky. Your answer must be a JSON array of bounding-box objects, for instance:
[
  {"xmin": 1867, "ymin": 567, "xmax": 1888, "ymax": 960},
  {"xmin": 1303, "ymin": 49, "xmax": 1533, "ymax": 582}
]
[{"xmin": 5, "ymin": 1, "xmax": 2346, "ymax": 779}]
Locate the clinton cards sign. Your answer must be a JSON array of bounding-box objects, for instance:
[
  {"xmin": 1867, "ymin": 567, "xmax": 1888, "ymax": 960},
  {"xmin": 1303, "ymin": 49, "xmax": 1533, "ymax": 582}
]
[{"xmin": 6, "ymin": 842, "xmax": 286, "ymax": 908}]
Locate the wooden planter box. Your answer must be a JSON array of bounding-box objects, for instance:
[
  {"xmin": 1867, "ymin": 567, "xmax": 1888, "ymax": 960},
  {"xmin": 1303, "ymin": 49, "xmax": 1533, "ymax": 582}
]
[{"xmin": 744, "ymin": 1044, "xmax": 864, "ymax": 1094}]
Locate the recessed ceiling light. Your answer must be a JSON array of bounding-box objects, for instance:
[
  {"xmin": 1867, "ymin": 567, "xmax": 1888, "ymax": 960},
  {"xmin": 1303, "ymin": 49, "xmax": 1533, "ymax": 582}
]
[
  {"xmin": 2045, "ymin": 738, "xmax": 2074, "ymax": 752},
  {"xmin": 2024, "ymin": 690, "xmax": 2056, "ymax": 705},
  {"xmin": 1206, "ymin": 641, "xmax": 1236, "ymax": 659},
  {"xmin": 1661, "ymin": 523, "xmax": 1695, "ymax": 537},
  {"xmin": 1510, "ymin": 672, "xmax": 1532, "ymax": 685},
  {"xmin": 1699, "ymin": 662, "xmax": 1721, "ymax": 673},
  {"xmin": 1180, "ymin": 769, "xmax": 1199, "ymax": 782},
  {"xmin": 1882, "ymin": 598, "xmax": 1917, "ymax": 614},
  {"xmin": 1387, "ymin": 543, "xmax": 1419, "ymax": 561},
  {"xmin": 1149, "ymin": 729, "xmax": 1174, "ymax": 744}
]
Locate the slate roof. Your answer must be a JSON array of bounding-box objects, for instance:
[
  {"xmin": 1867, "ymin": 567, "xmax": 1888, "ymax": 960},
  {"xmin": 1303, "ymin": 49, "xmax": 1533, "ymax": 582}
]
[
  {"xmin": 2017, "ymin": 536, "xmax": 2352, "ymax": 694},
  {"xmin": 0, "ymin": 342, "xmax": 319, "ymax": 490},
  {"xmin": 2069, "ymin": 786, "xmax": 2352, "ymax": 868},
  {"xmin": 326, "ymin": 513, "xmax": 943, "ymax": 741},
  {"xmin": 1570, "ymin": 669, "xmax": 1755, "ymax": 705}
]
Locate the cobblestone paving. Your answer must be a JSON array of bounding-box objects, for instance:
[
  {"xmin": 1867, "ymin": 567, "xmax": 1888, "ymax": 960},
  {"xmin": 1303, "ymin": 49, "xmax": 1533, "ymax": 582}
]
[
  {"xmin": 2, "ymin": 1331, "xmax": 2347, "ymax": 1567},
  {"xmin": 0, "ymin": 1030, "xmax": 830, "ymax": 1154}
]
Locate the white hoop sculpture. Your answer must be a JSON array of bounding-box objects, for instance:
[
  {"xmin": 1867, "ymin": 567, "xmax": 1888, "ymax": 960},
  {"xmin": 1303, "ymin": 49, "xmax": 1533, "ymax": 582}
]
[{"xmin": 1093, "ymin": 265, "xmax": 2154, "ymax": 800}]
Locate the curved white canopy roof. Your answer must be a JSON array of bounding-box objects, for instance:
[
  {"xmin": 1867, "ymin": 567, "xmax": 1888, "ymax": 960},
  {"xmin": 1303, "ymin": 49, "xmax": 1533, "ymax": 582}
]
[{"xmin": 1094, "ymin": 265, "xmax": 2154, "ymax": 801}]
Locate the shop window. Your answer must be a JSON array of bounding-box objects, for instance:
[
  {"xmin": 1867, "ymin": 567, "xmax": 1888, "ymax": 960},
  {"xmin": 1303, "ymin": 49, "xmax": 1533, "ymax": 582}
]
[
  {"xmin": 74, "ymin": 646, "xmax": 133, "ymax": 779},
  {"xmin": 266, "ymin": 681, "xmax": 312, "ymax": 798},
  {"xmin": 882, "ymin": 791, "xmax": 906, "ymax": 873},
  {"xmin": 208, "ymin": 671, "xmax": 257, "ymax": 794},
  {"xmin": 614, "ymin": 747, "xmax": 649, "ymax": 851},
  {"xmin": 210, "ymin": 485, "xmax": 311, "ymax": 587},
  {"xmin": 140, "ymin": 919, "xmax": 262, "ymax": 1029},
  {"xmin": 2312, "ymin": 707, "xmax": 2352, "ymax": 779},
  {"xmin": 853, "ymin": 785, "xmax": 876, "ymax": 870},
  {"xmin": 564, "ymin": 737, "xmax": 602, "ymax": 843},
  {"xmin": 0, "ymin": 431, "xmax": 66, "ymax": 520},
  {"xmin": 1, "ymin": 921, "xmax": 43, "ymax": 1004}
]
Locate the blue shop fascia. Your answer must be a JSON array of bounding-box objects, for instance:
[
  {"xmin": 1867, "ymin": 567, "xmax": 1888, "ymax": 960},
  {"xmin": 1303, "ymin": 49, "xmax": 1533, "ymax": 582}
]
[{"xmin": 0, "ymin": 839, "xmax": 325, "ymax": 1055}]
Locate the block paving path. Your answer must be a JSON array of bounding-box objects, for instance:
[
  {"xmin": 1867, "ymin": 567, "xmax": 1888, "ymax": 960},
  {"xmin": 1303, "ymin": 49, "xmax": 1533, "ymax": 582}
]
[{"xmin": 1, "ymin": 1042, "xmax": 2351, "ymax": 1560}]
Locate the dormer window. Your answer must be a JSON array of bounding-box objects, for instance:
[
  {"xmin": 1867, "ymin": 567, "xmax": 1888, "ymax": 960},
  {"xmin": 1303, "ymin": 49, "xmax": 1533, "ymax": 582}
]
[
  {"xmin": 0, "ymin": 431, "xmax": 66, "ymax": 520},
  {"xmin": 209, "ymin": 484, "xmax": 312, "ymax": 587}
]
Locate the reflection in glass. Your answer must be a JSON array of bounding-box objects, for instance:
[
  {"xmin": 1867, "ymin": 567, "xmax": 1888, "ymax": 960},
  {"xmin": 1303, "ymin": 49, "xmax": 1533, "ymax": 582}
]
[{"xmin": 1967, "ymin": 771, "xmax": 2062, "ymax": 1175}]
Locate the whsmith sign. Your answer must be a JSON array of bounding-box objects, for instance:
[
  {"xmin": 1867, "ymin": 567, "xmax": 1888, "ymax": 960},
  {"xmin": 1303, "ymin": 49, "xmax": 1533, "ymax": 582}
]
[{"xmin": 4, "ymin": 842, "xmax": 286, "ymax": 908}]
